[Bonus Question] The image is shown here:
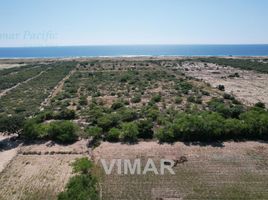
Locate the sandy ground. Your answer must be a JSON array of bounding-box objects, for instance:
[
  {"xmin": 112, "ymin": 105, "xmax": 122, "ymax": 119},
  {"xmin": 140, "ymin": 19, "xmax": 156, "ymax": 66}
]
[
  {"xmin": 0, "ymin": 64, "xmax": 26, "ymax": 69},
  {"xmin": 0, "ymin": 135, "xmax": 21, "ymax": 173},
  {"xmin": 93, "ymin": 141, "xmax": 268, "ymax": 200},
  {"xmin": 0, "ymin": 154, "xmax": 81, "ymax": 200},
  {"xmin": 0, "ymin": 139, "xmax": 89, "ymax": 200},
  {"xmin": 19, "ymin": 139, "xmax": 89, "ymax": 155},
  {"xmin": 181, "ymin": 61, "xmax": 268, "ymax": 106}
]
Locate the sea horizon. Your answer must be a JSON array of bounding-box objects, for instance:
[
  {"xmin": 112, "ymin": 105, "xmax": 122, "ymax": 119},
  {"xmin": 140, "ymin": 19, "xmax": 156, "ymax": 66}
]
[{"xmin": 0, "ymin": 44, "xmax": 268, "ymax": 58}]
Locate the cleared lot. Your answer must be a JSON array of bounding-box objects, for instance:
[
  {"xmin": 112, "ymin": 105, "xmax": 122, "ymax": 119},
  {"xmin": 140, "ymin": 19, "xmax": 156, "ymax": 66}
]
[
  {"xmin": 93, "ymin": 141, "xmax": 268, "ymax": 200},
  {"xmin": 0, "ymin": 154, "xmax": 82, "ymax": 200}
]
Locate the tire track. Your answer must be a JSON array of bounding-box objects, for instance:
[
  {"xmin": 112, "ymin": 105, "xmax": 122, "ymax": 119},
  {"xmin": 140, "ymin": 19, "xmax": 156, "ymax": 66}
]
[{"xmin": 0, "ymin": 71, "xmax": 46, "ymax": 98}]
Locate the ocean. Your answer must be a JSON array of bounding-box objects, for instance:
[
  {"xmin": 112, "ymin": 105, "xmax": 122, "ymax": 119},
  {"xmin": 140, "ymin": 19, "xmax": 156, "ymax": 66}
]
[{"xmin": 0, "ymin": 45, "xmax": 268, "ymax": 58}]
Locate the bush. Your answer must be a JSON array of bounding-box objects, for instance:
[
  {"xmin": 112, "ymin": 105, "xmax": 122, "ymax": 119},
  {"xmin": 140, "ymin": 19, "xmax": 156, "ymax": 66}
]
[
  {"xmin": 97, "ymin": 114, "xmax": 117, "ymax": 131},
  {"xmin": 22, "ymin": 119, "xmax": 49, "ymax": 140},
  {"xmin": 137, "ymin": 119, "xmax": 154, "ymax": 139},
  {"xmin": 48, "ymin": 121, "xmax": 78, "ymax": 143},
  {"xmin": 58, "ymin": 175, "xmax": 99, "ymax": 200},
  {"xmin": 131, "ymin": 94, "xmax": 141, "ymax": 103},
  {"xmin": 155, "ymin": 124, "xmax": 175, "ymax": 143},
  {"xmin": 72, "ymin": 157, "xmax": 93, "ymax": 174},
  {"xmin": 217, "ymin": 85, "xmax": 225, "ymax": 91},
  {"xmin": 57, "ymin": 109, "xmax": 76, "ymax": 120},
  {"xmin": 79, "ymin": 96, "xmax": 88, "ymax": 106},
  {"xmin": 0, "ymin": 115, "xmax": 25, "ymax": 133},
  {"xmin": 255, "ymin": 102, "xmax": 266, "ymax": 109},
  {"xmin": 223, "ymin": 93, "xmax": 234, "ymax": 100},
  {"xmin": 175, "ymin": 82, "xmax": 193, "ymax": 94},
  {"xmin": 175, "ymin": 97, "xmax": 182, "ymax": 104},
  {"xmin": 120, "ymin": 122, "xmax": 139, "ymax": 143},
  {"xmin": 224, "ymin": 118, "xmax": 245, "ymax": 139},
  {"xmin": 117, "ymin": 108, "xmax": 138, "ymax": 122},
  {"xmin": 107, "ymin": 128, "xmax": 121, "ymax": 142},
  {"xmin": 86, "ymin": 126, "xmax": 103, "ymax": 139},
  {"xmin": 151, "ymin": 94, "xmax": 162, "ymax": 103},
  {"xmin": 111, "ymin": 101, "xmax": 124, "ymax": 110}
]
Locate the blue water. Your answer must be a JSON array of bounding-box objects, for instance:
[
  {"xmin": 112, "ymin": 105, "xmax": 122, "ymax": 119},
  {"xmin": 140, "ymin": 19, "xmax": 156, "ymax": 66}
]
[{"xmin": 0, "ymin": 45, "xmax": 268, "ymax": 58}]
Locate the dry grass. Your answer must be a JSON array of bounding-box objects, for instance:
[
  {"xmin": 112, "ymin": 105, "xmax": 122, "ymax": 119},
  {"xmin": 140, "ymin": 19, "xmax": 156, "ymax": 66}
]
[
  {"xmin": 0, "ymin": 154, "xmax": 82, "ymax": 200},
  {"xmin": 93, "ymin": 141, "xmax": 268, "ymax": 200}
]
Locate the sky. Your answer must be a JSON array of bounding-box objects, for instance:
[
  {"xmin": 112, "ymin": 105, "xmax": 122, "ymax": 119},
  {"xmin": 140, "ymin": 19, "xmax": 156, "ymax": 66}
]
[{"xmin": 0, "ymin": 0, "xmax": 268, "ymax": 47}]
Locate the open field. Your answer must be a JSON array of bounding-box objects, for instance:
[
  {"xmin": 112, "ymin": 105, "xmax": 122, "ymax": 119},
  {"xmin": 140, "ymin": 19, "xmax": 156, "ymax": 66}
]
[
  {"xmin": 94, "ymin": 141, "xmax": 268, "ymax": 200},
  {"xmin": 0, "ymin": 154, "xmax": 81, "ymax": 200},
  {"xmin": 181, "ymin": 61, "xmax": 268, "ymax": 106},
  {"xmin": 0, "ymin": 138, "xmax": 88, "ymax": 200}
]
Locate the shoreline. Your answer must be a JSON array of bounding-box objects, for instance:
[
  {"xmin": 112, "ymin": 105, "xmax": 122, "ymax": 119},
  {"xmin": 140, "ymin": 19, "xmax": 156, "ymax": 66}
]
[{"xmin": 0, "ymin": 55, "xmax": 268, "ymax": 62}]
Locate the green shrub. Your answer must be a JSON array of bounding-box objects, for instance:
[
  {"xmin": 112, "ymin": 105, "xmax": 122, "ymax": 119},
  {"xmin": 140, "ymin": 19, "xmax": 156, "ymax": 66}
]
[
  {"xmin": 131, "ymin": 94, "xmax": 142, "ymax": 103},
  {"xmin": 86, "ymin": 126, "xmax": 103, "ymax": 139},
  {"xmin": 72, "ymin": 157, "xmax": 93, "ymax": 174},
  {"xmin": 107, "ymin": 128, "xmax": 121, "ymax": 142},
  {"xmin": 223, "ymin": 93, "xmax": 234, "ymax": 100},
  {"xmin": 137, "ymin": 119, "xmax": 154, "ymax": 139},
  {"xmin": 255, "ymin": 102, "xmax": 266, "ymax": 109},
  {"xmin": 151, "ymin": 94, "xmax": 162, "ymax": 103},
  {"xmin": 0, "ymin": 115, "xmax": 25, "ymax": 133},
  {"xmin": 57, "ymin": 109, "xmax": 76, "ymax": 120},
  {"xmin": 224, "ymin": 118, "xmax": 245, "ymax": 139},
  {"xmin": 58, "ymin": 175, "xmax": 99, "ymax": 200},
  {"xmin": 217, "ymin": 85, "xmax": 225, "ymax": 91},
  {"xmin": 97, "ymin": 114, "xmax": 117, "ymax": 131},
  {"xmin": 175, "ymin": 97, "xmax": 183, "ymax": 104},
  {"xmin": 120, "ymin": 122, "xmax": 139, "ymax": 143},
  {"xmin": 155, "ymin": 124, "xmax": 175, "ymax": 143},
  {"xmin": 79, "ymin": 96, "xmax": 88, "ymax": 106},
  {"xmin": 117, "ymin": 108, "xmax": 138, "ymax": 122},
  {"xmin": 111, "ymin": 101, "xmax": 124, "ymax": 110},
  {"xmin": 48, "ymin": 121, "xmax": 78, "ymax": 143}
]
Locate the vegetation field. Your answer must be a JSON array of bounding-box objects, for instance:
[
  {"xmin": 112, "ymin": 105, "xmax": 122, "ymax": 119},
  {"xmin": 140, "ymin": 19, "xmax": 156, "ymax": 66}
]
[{"xmin": 0, "ymin": 57, "xmax": 268, "ymax": 200}]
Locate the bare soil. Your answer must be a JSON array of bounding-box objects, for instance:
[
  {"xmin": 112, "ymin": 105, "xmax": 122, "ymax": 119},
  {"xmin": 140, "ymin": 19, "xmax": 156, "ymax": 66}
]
[{"xmin": 181, "ymin": 61, "xmax": 268, "ymax": 106}]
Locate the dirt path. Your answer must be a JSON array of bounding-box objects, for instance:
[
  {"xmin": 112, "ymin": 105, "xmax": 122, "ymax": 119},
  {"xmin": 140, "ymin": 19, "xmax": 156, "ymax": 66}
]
[
  {"xmin": 40, "ymin": 69, "xmax": 76, "ymax": 110},
  {"xmin": 0, "ymin": 71, "xmax": 45, "ymax": 98}
]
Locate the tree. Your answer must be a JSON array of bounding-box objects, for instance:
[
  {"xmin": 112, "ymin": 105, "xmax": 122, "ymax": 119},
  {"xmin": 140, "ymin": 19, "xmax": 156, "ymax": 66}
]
[{"xmin": 120, "ymin": 122, "xmax": 139, "ymax": 143}]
